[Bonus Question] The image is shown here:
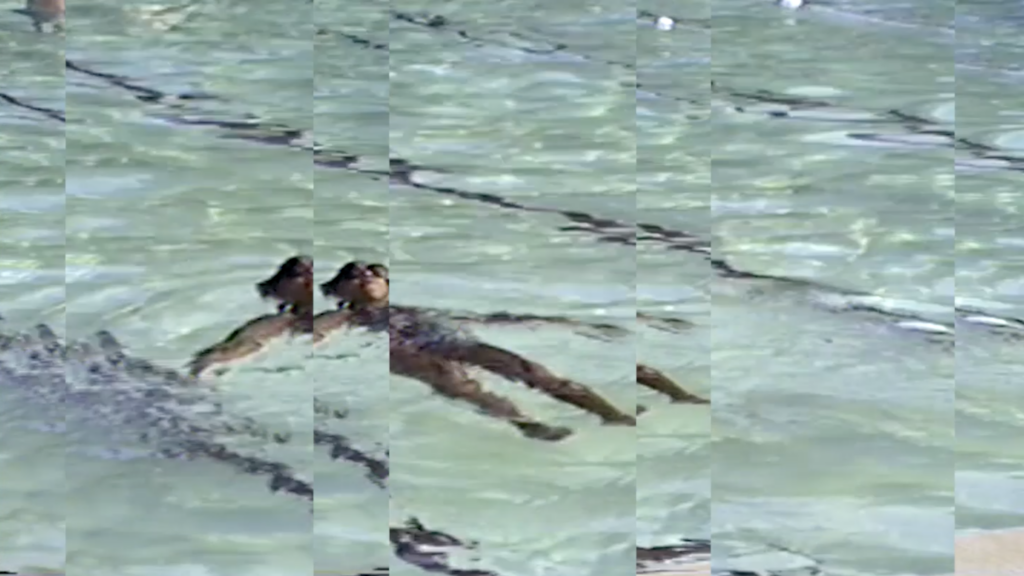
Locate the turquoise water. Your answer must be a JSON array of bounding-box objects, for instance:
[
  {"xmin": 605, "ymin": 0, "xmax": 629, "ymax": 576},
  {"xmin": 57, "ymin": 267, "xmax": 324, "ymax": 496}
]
[{"xmin": 1, "ymin": 0, "xmax": 1022, "ymax": 574}]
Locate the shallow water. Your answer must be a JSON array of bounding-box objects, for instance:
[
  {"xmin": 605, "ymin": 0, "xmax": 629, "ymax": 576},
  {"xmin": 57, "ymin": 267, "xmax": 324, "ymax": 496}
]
[{"xmin": 1, "ymin": 0, "xmax": 1022, "ymax": 575}]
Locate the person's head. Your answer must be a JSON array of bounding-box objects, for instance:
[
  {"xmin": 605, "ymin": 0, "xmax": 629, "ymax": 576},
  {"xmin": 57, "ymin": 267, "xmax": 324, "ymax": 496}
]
[
  {"xmin": 256, "ymin": 255, "xmax": 313, "ymax": 312},
  {"xmin": 320, "ymin": 261, "xmax": 389, "ymax": 308}
]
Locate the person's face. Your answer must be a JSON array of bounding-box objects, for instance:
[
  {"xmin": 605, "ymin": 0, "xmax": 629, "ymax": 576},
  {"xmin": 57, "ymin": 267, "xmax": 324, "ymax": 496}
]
[{"xmin": 320, "ymin": 261, "xmax": 389, "ymax": 305}]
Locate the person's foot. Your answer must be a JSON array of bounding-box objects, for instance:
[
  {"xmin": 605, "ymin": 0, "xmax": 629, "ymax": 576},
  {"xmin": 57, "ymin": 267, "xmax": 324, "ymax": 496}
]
[
  {"xmin": 604, "ymin": 413, "xmax": 638, "ymax": 426},
  {"xmin": 515, "ymin": 421, "xmax": 573, "ymax": 441}
]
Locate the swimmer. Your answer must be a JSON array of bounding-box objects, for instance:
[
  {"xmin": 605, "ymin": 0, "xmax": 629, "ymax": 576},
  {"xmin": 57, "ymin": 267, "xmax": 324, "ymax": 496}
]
[
  {"xmin": 316, "ymin": 262, "xmax": 706, "ymax": 408},
  {"xmin": 316, "ymin": 261, "xmax": 639, "ymax": 437},
  {"xmin": 317, "ymin": 261, "xmax": 704, "ymax": 401}
]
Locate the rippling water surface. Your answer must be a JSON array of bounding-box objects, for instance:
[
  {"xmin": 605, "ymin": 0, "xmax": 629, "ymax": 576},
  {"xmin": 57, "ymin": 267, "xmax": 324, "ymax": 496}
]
[{"xmin": 1, "ymin": 0, "xmax": 1022, "ymax": 574}]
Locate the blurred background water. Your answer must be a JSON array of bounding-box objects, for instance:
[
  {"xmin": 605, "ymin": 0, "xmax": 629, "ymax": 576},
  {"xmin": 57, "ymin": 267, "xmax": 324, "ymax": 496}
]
[{"xmin": 0, "ymin": 0, "xmax": 1021, "ymax": 574}]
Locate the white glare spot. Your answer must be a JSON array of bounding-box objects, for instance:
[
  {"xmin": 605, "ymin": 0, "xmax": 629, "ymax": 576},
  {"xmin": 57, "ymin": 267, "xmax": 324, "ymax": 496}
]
[{"xmin": 655, "ymin": 16, "xmax": 675, "ymax": 30}]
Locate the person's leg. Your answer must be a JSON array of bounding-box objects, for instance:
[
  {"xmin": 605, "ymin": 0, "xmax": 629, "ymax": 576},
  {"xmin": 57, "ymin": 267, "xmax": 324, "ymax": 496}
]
[
  {"xmin": 636, "ymin": 364, "xmax": 707, "ymax": 404},
  {"xmin": 439, "ymin": 340, "xmax": 636, "ymax": 425},
  {"xmin": 390, "ymin": 346, "xmax": 572, "ymax": 441}
]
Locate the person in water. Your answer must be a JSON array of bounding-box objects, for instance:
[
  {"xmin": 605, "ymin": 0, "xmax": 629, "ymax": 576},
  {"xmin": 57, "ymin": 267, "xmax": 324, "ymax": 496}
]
[
  {"xmin": 317, "ymin": 261, "xmax": 707, "ymax": 406},
  {"xmin": 316, "ymin": 261, "xmax": 709, "ymax": 439},
  {"xmin": 189, "ymin": 257, "xmax": 703, "ymax": 436},
  {"xmin": 15, "ymin": 0, "xmax": 64, "ymax": 32},
  {"xmin": 187, "ymin": 255, "xmax": 313, "ymax": 377},
  {"xmin": 314, "ymin": 261, "xmax": 576, "ymax": 441}
]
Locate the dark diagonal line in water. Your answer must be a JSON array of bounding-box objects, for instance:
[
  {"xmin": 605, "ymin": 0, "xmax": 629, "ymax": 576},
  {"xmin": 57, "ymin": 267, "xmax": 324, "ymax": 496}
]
[
  {"xmin": 0, "ymin": 91, "xmax": 65, "ymax": 122},
  {"xmin": 2, "ymin": 323, "xmax": 315, "ymax": 501},
  {"xmin": 65, "ymin": 59, "xmax": 217, "ymax": 102},
  {"xmin": 171, "ymin": 438, "xmax": 314, "ymax": 499},
  {"xmin": 91, "ymin": 328, "xmax": 388, "ymax": 485},
  {"xmin": 717, "ymin": 86, "xmax": 1022, "ymax": 170},
  {"xmin": 314, "ymin": 429, "xmax": 388, "ymax": 488},
  {"xmin": 389, "ymin": 167, "xmax": 714, "ymax": 255},
  {"xmin": 316, "ymin": 27, "xmax": 388, "ymax": 50},
  {"xmin": 2, "ymin": 320, "xmax": 492, "ymax": 576},
  {"xmin": 63, "ymin": 59, "xmax": 708, "ymax": 255},
  {"xmin": 87, "ymin": 329, "xmax": 392, "ymax": 500}
]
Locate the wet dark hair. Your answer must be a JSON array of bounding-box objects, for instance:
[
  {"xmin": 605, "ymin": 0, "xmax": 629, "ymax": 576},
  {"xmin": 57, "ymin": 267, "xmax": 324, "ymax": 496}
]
[
  {"xmin": 280, "ymin": 255, "xmax": 313, "ymax": 275},
  {"xmin": 257, "ymin": 255, "xmax": 313, "ymax": 299},
  {"xmin": 336, "ymin": 260, "xmax": 368, "ymax": 279}
]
